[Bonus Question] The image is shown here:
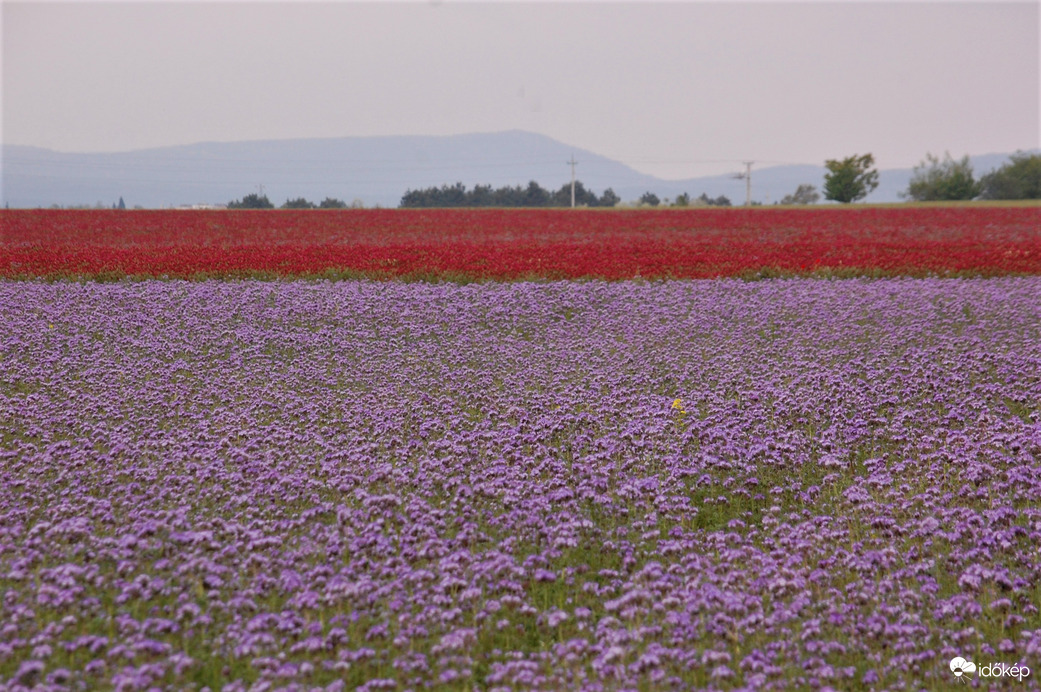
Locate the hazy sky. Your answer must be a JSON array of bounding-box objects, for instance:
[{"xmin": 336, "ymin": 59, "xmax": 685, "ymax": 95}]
[{"xmin": 2, "ymin": 1, "xmax": 1038, "ymax": 179}]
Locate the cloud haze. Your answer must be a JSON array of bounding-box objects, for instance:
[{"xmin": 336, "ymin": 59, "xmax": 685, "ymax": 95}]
[{"xmin": 3, "ymin": 1, "xmax": 1038, "ymax": 178}]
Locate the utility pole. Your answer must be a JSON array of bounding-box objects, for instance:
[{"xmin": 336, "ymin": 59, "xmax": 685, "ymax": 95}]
[
  {"xmin": 568, "ymin": 155, "xmax": 578, "ymax": 208},
  {"xmin": 732, "ymin": 162, "xmax": 754, "ymax": 206}
]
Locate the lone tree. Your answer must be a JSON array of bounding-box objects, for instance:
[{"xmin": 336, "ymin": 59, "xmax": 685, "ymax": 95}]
[
  {"xmin": 903, "ymin": 152, "xmax": 980, "ymax": 201},
  {"xmin": 780, "ymin": 184, "xmax": 821, "ymax": 205},
  {"xmin": 979, "ymin": 152, "xmax": 1041, "ymax": 200},
  {"xmin": 318, "ymin": 197, "xmax": 348, "ymax": 209},
  {"xmin": 228, "ymin": 193, "xmax": 274, "ymax": 209},
  {"xmin": 639, "ymin": 192, "xmax": 661, "ymax": 207},
  {"xmin": 823, "ymin": 153, "xmax": 879, "ymax": 203}
]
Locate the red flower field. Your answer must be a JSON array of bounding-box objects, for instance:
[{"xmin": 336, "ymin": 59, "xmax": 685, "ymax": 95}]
[{"xmin": 1, "ymin": 206, "xmax": 1038, "ymax": 280}]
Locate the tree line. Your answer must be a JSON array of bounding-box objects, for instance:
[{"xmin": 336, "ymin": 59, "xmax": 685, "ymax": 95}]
[
  {"xmin": 399, "ymin": 181, "xmax": 621, "ymax": 208},
  {"xmin": 399, "ymin": 183, "xmax": 735, "ymax": 208},
  {"xmin": 823, "ymin": 150, "xmax": 1041, "ymax": 203},
  {"xmin": 903, "ymin": 151, "xmax": 1040, "ymax": 202},
  {"xmin": 221, "ymin": 151, "xmax": 1039, "ymax": 209},
  {"xmin": 227, "ymin": 195, "xmax": 357, "ymax": 209}
]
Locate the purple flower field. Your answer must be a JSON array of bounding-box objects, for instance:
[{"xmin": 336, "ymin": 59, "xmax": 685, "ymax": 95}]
[{"xmin": 2, "ymin": 278, "xmax": 1040, "ymax": 690}]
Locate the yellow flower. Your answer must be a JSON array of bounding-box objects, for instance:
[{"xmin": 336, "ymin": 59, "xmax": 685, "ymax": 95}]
[{"xmin": 671, "ymin": 398, "xmax": 687, "ymax": 415}]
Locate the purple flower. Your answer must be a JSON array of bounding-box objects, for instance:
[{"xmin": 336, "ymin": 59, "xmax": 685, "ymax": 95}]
[{"xmin": 2, "ymin": 277, "xmax": 1039, "ymax": 689}]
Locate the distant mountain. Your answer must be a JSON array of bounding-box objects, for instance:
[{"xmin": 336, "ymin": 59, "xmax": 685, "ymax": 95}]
[{"xmin": 1, "ymin": 131, "xmax": 1034, "ymax": 208}]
